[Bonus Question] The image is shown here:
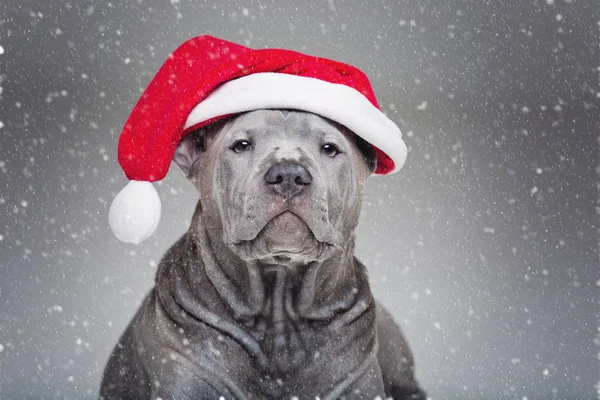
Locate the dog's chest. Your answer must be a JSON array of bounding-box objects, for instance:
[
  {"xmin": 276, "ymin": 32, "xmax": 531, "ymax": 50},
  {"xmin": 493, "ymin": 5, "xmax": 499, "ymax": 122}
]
[
  {"xmin": 240, "ymin": 318, "xmax": 332, "ymax": 399},
  {"xmin": 242, "ymin": 281, "xmax": 323, "ymax": 376},
  {"xmin": 246, "ymin": 314, "xmax": 320, "ymax": 371}
]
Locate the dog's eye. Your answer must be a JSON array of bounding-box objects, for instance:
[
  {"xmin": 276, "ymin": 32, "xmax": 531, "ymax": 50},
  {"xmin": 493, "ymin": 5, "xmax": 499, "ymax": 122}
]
[
  {"xmin": 230, "ymin": 140, "xmax": 252, "ymax": 153},
  {"xmin": 322, "ymin": 143, "xmax": 340, "ymax": 158}
]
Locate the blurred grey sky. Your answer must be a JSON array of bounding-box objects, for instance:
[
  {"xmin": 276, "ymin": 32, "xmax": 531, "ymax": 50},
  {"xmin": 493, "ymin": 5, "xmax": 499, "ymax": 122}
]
[{"xmin": 0, "ymin": 0, "xmax": 598, "ymax": 398}]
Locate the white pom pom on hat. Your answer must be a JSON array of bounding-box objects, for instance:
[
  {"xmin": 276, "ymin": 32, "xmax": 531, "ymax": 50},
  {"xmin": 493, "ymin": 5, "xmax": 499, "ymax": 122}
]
[
  {"xmin": 108, "ymin": 181, "xmax": 161, "ymax": 244},
  {"xmin": 109, "ymin": 35, "xmax": 408, "ymax": 244}
]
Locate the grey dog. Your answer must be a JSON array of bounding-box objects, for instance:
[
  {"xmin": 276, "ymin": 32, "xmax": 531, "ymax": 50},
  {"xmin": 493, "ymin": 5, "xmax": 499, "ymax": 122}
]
[{"xmin": 100, "ymin": 110, "xmax": 426, "ymax": 399}]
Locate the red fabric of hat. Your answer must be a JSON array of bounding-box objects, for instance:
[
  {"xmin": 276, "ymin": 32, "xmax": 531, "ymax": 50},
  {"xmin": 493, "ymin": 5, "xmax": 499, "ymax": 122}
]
[{"xmin": 118, "ymin": 35, "xmax": 401, "ymax": 181}]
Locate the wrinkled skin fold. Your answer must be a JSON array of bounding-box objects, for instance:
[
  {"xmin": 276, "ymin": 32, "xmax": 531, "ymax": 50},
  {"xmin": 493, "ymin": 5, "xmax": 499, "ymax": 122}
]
[{"xmin": 100, "ymin": 110, "xmax": 426, "ymax": 399}]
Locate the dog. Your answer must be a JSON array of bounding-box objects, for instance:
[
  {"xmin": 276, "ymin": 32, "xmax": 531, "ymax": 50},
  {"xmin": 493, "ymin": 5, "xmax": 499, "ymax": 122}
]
[{"xmin": 100, "ymin": 109, "xmax": 426, "ymax": 399}]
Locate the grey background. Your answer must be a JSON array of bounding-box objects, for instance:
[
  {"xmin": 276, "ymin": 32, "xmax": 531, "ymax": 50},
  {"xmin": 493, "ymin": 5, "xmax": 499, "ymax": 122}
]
[{"xmin": 0, "ymin": 0, "xmax": 598, "ymax": 399}]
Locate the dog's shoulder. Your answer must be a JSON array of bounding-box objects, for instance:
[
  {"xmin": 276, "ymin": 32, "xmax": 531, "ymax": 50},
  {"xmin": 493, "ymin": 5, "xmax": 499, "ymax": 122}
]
[{"xmin": 157, "ymin": 231, "xmax": 196, "ymax": 265}]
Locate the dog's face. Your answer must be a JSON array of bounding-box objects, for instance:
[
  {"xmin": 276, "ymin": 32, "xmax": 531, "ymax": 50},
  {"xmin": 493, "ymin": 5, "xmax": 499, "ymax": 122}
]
[{"xmin": 174, "ymin": 109, "xmax": 375, "ymax": 263}]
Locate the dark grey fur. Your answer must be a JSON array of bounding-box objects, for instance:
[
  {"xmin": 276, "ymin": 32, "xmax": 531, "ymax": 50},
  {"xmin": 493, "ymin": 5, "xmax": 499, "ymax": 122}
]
[{"xmin": 100, "ymin": 110, "xmax": 426, "ymax": 399}]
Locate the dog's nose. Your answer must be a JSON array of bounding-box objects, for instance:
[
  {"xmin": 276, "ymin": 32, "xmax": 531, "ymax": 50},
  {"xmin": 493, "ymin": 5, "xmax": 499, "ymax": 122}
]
[{"xmin": 264, "ymin": 162, "xmax": 312, "ymax": 198}]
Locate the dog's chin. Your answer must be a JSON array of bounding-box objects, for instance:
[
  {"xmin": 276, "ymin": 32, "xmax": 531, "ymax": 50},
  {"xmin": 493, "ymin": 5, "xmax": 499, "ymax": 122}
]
[
  {"xmin": 260, "ymin": 211, "xmax": 311, "ymax": 243},
  {"xmin": 232, "ymin": 212, "xmax": 334, "ymax": 263}
]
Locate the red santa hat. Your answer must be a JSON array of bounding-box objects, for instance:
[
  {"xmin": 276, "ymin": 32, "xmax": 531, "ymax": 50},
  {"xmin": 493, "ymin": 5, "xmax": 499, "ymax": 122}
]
[{"xmin": 109, "ymin": 35, "xmax": 408, "ymax": 244}]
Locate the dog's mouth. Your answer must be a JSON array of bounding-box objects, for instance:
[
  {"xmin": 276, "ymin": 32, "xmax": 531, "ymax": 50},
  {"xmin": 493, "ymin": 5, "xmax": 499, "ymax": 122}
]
[
  {"xmin": 232, "ymin": 210, "xmax": 336, "ymax": 262},
  {"xmin": 238, "ymin": 210, "xmax": 313, "ymax": 245},
  {"xmin": 267, "ymin": 210, "xmax": 306, "ymax": 232}
]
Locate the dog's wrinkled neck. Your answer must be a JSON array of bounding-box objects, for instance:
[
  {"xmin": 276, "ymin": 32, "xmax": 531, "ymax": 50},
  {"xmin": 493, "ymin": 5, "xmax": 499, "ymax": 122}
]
[
  {"xmin": 182, "ymin": 205, "xmax": 373, "ymax": 375},
  {"xmin": 155, "ymin": 200, "xmax": 375, "ymax": 377},
  {"xmin": 188, "ymin": 201, "xmax": 363, "ymax": 323}
]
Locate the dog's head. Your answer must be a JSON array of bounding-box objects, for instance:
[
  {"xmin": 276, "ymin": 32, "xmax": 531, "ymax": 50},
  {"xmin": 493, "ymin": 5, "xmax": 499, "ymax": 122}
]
[{"xmin": 174, "ymin": 109, "xmax": 376, "ymax": 263}]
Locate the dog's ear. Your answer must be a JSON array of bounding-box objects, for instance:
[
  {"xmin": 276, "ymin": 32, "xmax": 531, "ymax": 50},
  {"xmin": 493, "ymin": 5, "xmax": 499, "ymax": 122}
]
[
  {"xmin": 173, "ymin": 130, "xmax": 206, "ymax": 177},
  {"xmin": 174, "ymin": 116, "xmax": 238, "ymax": 177},
  {"xmin": 352, "ymin": 134, "xmax": 377, "ymax": 174},
  {"xmin": 328, "ymin": 119, "xmax": 377, "ymax": 175}
]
